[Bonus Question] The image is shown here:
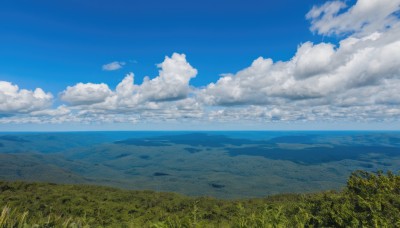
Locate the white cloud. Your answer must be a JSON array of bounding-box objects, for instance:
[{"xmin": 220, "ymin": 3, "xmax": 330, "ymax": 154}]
[
  {"xmin": 198, "ymin": 26, "xmax": 400, "ymax": 108},
  {"xmin": 293, "ymin": 42, "xmax": 335, "ymax": 79},
  {"xmin": 102, "ymin": 61, "xmax": 125, "ymax": 71},
  {"xmin": 31, "ymin": 105, "xmax": 71, "ymax": 116},
  {"xmin": 0, "ymin": 81, "xmax": 53, "ymax": 114},
  {"xmin": 195, "ymin": 0, "xmax": 400, "ymax": 123},
  {"xmin": 2, "ymin": 0, "xmax": 400, "ymax": 127},
  {"xmin": 307, "ymin": 0, "xmax": 400, "ymax": 36},
  {"xmin": 139, "ymin": 53, "xmax": 197, "ymax": 101},
  {"xmin": 76, "ymin": 53, "xmax": 198, "ymax": 110},
  {"xmin": 60, "ymin": 82, "xmax": 112, "ymax": 106}
]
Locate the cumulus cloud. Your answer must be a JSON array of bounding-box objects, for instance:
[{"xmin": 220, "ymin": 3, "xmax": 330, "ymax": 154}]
[
  {"xmin": 102, "ymin": 61, "xmax": 125, "ymax": 71},
  {"xmin": 193, "ymin": 0, "xmax": 400, "ymax": 124},
  {"xmin": 49, "ymin": 53, "xmax": 199, "ymax": 124},
  {"xmin": 139, "ymin": 53, "xmax": 197, "ymax": 101},
  {"xmin": 307, "ymin": 0, "xmax": 400, "ymax": 36},
  {"xmin": 198, "ymin": 10, "xmax": 400, "ymax": 109},
  {"xmin": 293, "ymin": 42, "xmax": 335, "ymax": 79},
  {"xmin": 0, "ymin": 81, "xmax": 53, "ymax": 114},
  {"xmin": 60, "ymin": 83, "xmax": 112, "ymax": 105},
  {"xmin": 70, "ymin": 53, "xmax": 198, "ymax": 111},
  {"xmin": 1, "ymin": 0, "xmax": 400, "ymax": 126},
  {"xmin": 117, "ymin": 53, "xmax": 197, "ymax": 104}
]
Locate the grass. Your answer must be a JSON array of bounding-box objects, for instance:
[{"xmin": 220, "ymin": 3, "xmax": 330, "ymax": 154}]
[{"xmin": 0, "ymin": 170, "xmax": 399, "ymax": 227}]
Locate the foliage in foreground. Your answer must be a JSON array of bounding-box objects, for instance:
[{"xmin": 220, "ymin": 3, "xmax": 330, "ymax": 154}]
[{"xmin": 0, "ymin": 170, "xmax": 399, "ymax": 227}]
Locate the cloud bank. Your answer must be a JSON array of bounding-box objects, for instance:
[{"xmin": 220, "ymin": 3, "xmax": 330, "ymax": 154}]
[{"xmin": 1, "ymin": 0, "xmax": 400, "ymax": 128}]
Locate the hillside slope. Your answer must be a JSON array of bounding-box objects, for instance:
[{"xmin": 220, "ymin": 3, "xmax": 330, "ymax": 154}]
[{"xmin": 0, "ymin": 170, "xmax": 399, "ymax": 227}]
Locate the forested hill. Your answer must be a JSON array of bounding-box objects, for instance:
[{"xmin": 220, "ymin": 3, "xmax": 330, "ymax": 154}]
[{"xmin": 0, "ymin": 170, "xmax": 399, "ymax": 227}]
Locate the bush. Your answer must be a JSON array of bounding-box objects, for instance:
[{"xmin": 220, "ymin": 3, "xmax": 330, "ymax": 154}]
[{"xmin": 0, "ymin": 170, "xmax": 399, "ymax": 227}]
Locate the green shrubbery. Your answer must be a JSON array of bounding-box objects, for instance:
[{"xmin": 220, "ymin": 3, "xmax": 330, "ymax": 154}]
[{"xmin": 0, "ymin": 170, "xmax": 399, "ymax": 227}]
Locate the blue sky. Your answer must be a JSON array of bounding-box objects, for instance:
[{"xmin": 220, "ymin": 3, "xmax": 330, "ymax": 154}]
[
  {"xmin": 1, "ymin": 0, "xmax": 328, "ymax": 92},
  {"xmin": 1, "ymin": 0, "xmax": 400, "ymax": 130}
]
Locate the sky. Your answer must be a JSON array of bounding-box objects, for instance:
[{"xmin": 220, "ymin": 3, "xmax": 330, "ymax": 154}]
[{"xmin": 0, "ymin": 0, "xmax": 400, "ymax": 131}]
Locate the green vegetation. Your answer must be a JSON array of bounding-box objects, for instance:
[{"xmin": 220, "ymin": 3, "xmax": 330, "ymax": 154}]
[{"xmin": 0, "ymin": 170, "xmax": 399, "ymax": 227}]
